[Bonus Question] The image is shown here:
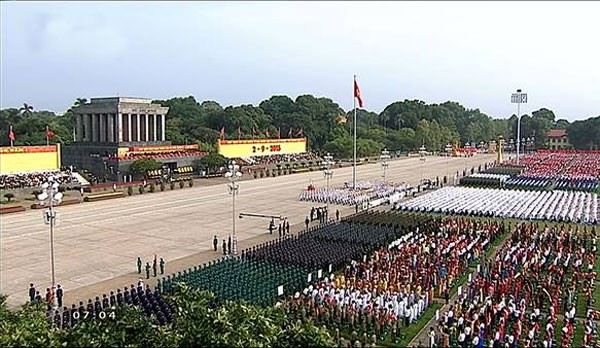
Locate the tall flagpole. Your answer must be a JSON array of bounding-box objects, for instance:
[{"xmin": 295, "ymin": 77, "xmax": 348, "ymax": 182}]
[{"xmin": 353, "ymin": 75, "xmax": 357, "ymax": 190}]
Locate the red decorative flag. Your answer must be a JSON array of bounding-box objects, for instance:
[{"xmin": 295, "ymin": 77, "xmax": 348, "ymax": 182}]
[
  {"xmin": 45, "ymin": 125, "xmax": 55, "ymax": 139},
  {"xmin": 354, "ymin": 76, "xmax": 363, "ymax": 108},
  {"xmin": 8, "ymin": 125, "xmax": 16, "ymax": 142},
  {"xmin": 295, "ymin": 127, "xmax": 303, "ymax": 136},
  {"xmin": 264, "ymin": 129, "xmax": 270, "ymax": 137}
]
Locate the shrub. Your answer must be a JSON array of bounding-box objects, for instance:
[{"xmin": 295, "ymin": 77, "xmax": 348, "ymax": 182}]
[
  {"xmin": 179, "ymin": 181, "xmax": 185, "ymax": 189},
  {"xmin": 138, "ymin": 185, "xmax": 145, "ymax": 194},
  {"xmin": 149, "ymin": 184, "xmax": 155, "ymax": 193},
  {"xmin": 188, "ymin": 180, "xmax": 194, "ymax": 187},
  {"xmin": 3, "ymin": 192, "xmax": 15, "ymax": 203},
  {"xmin": 160, "ymin": 183, "xmax": 165, "ymax": 191},
  {"xmin": 170, "ymin": 182, "xmax": 175, "ymax": 190},
  {"xmin": 127, "ymin": 186, "xmax": 134, "ymax": 196},
  {"xmin": 259, "ymin": 171, "xmax": 265, "ymax": 178}
]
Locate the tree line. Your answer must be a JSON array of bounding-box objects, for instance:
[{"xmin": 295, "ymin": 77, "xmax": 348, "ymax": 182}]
[
  {"xmin": 0, "ymin": 286, "xmax": 333, "ymax": 347},
  {"xmin": 1, "ymin": 97, "xmax": 598, "ymax": 157}
]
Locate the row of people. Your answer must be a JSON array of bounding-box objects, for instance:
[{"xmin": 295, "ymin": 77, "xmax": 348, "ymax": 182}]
[{"xmin": 396, "ymin": 187, "xmax": 599, "ymax": 224}]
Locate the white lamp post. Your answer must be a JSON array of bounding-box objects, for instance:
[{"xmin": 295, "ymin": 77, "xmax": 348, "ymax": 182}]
[
  {"xmin": 225, "ymin": 160, "xmax": 242, "ymax": 255},
  {"xmin": 37, "ymin": 176, "xmax": 64, "ymax": 310},
  {"xmin": 445, "ymin": 142, "xmax": 452, "ymax": 183},
  {"xmin": 511, "ymin": 89, "xmax": 527, "ymax": 164},
  {"xmin": 380, "ymin": 148, "xmax": 390, "ymax": 183},
  {"xmin": 419, "ymin": 142, "xmax": 427, "ymax": 188},
  {"xmin": 322, "ymin": 153, "xmax": 334, "ymax": 209}
]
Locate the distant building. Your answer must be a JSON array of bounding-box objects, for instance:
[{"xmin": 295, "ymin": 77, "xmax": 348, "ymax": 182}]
[
  {"xmin": 62, "ymin": 97, "xmax": 206, "ymax": 182},
  {"xmin": 546, "ymin": 129, "xmax": 571, "ymax": 150}
]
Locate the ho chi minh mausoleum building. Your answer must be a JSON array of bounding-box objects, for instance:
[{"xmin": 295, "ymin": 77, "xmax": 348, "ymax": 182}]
[{"xmin": 62, "ymin": 97, "xmax": 206, "ymax": 182}]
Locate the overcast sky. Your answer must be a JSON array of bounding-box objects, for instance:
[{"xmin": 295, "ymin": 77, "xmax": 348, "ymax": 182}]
[{"xmin": 1, "ymin": 1, "xmax": 599, "ymax": 121}]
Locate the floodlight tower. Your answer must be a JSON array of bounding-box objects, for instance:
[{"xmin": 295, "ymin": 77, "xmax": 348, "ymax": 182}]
[{"xmin": 37, "ymin": 175, "xmax": 64, "ymax": 309}]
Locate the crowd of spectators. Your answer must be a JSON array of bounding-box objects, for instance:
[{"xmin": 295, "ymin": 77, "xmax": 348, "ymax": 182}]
[
  {"xmin": 0, "ymin": 169, "xmax": 77, "ymax": 190},
  {"xmin": 432, "ymin": 222, "xmax": 597, "ymax": 348},
  {"xmin": 242, "ymin": 151, "xmax": 323, "ymax": 166}
]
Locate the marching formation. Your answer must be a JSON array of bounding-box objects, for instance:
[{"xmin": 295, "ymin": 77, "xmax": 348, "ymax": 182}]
[
  {"xmin": 433, "ymin": 222, "xmax": 598, "ymax": 348},
  {"xmin": 396, "ymin": 187, "xmax": 599, "ymax": 224},
  {"xmin": 299, "ymin": 181, "xmax": 410, "ymax": 206}
]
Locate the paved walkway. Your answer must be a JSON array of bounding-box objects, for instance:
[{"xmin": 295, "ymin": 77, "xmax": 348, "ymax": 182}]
[{"xmin": 61, "ymin": 205, "xmax": 357, "ymax": 309}]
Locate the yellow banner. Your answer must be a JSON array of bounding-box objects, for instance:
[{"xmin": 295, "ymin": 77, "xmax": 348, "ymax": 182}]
[
  {"xmin": 0, "ymin": 145, "xmax": 61, "ymax": 174},
  {"xmin": 217, "ymin": 138, "xmax": 306, "ymax": 158}
]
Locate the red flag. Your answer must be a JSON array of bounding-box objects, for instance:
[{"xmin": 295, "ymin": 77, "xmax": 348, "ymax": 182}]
[
  {"xmin": 264, "ymin": 129, "xmax": 270, "ymax": 137},
  {"xmin": 8, "ymin": 125, "xmax": 15, "ymax": 142},
  {"xmin": 295, "ymin": 128, "xmax": 303, "ymax": 136},
  {"xmin": 354, "ymin": 76, "xmax": 363, "ymax": 108},
  {"xmin": 219, "ymin": 126, "xmax": 225, "ymax": 138},
  {"xmin": 45, "ymin": 125, "xmax": 54, "ymax": 139}
]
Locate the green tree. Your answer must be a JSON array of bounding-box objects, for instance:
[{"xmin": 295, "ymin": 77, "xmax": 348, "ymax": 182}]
[
  {"xmin": 200, "ymin": 153, "xmax": 228, "ymax": 174},
  {"xmin": 3, "ymin": 193, "xmax": 15, "ymax": 203},
  {"xmin": 129, "ymin": 158, "xmax": 162, "ymax": 176}
]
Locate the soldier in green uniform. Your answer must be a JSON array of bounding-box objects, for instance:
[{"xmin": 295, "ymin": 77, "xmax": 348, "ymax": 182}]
[
  {"xmin": 145, "ymin": 262, "xmax": 151, "ymax": 279},
  {"xmin": 159, "ymin": 258, "xmax": 165, "ymax": 275},
  {"xmin": 137, "ymin": 257, "xmax": 142, "ymax": 274}
]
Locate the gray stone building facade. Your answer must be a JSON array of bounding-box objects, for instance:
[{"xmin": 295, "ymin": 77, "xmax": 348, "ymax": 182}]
[
  {"xmin": 62, "ymin": 97, "xmax": 174, "ymax": 182},
  {"xmin": 74, "ymin": 97, "xmax": 169, "ymax": 143}
]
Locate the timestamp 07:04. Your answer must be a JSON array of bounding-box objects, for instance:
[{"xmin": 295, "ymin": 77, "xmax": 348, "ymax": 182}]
[{"xmin": 72, "ymin": 310, "xmax": 116, "ymax": 320}]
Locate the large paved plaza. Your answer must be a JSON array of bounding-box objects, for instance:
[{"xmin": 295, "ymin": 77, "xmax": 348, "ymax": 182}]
[{"xmin": 1, "ymin": 154, "xmax": 496, "ymax": 308}]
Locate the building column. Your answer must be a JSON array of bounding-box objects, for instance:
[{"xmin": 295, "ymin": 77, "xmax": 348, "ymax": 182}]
[
  {"xmin": 76, "ymin": 114, "xmax": 83, "ymax": 141},
  {"xmin": 99, "ymin": 114, "xmax": 106, "ymax": 142},
  {"xmin": 136, "ymin": 114, "xmax": 141, "ymax": 142},
  {"xmin": 155, "ymin": 115, "xmax": 161, "ymax": 141},
  {"xmin": 107, "ymin": 114, "xmax": 115, "ymax": 142},
  {"xmin": 84, "ymin": 114, "xmax": 92, "ymax": 141},
  {"xmin": 117, "ymin": 113, "xmax": 123, "ymax": 142},
  {"xmin": 148, "ymin": 115, "xmax": 154, "ymax": 141},
  {"xmin": 127, "ymin": 114, "xmax": 133, "ymax": 142},
  {"xmin": 160, "ymin": 114, "xmax": 166, "ymax": 141},
  {"xmin": 90, "ymin": 114, "xmax": 98, "ymax": 142},
  {"xmin": 145, "ymin": 114, "xmax": 150, "ymax": 142}
]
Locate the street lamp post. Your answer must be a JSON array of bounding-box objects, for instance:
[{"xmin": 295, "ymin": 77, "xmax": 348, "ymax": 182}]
[
  {"xmin": 511, "ymin": 89, "xmax": 528, "ymax": 164},
  {"xmin": 225, "ymin": 160, "xmax": 242, "ymax": 255},
  {"xmin": 380, "ymin": 148, "xmax": 390, "ymax": 183},
  {"xmin": 445, "ymin": 142, "xmax": 453, "ymax": 184},
  {"xmin": 322, "ymin": 153, "xmax": 334, "ymax": 209},
  {"xmin": 37, "ymin": 176, "xmax": 64, "ymax": 310},
  {"xmin": 419, "ymin": 142, "xmax": 427, "ymax": 189}
]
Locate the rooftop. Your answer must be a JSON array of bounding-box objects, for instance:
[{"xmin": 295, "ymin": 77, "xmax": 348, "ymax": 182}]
[{"xmin": 547, "ymin": 129, "xmax": 568, "ymax": 138}]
